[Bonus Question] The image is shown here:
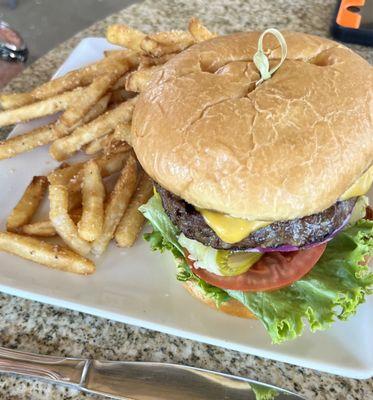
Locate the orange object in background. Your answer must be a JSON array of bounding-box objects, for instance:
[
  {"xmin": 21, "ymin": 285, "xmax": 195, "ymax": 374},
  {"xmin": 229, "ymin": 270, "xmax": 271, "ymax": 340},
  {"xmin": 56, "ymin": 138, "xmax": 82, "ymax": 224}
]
[{"xmin": 336, "ymin": 0, "xmax": 365, "ymax": 28}]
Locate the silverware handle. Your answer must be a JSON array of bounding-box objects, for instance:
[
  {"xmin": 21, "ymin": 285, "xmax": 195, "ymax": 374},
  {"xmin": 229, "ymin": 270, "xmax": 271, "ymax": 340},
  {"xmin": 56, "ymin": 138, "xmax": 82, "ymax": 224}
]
[{"xmin": 0, "ymin": 347, "xmax": 87, "ymax": 386}]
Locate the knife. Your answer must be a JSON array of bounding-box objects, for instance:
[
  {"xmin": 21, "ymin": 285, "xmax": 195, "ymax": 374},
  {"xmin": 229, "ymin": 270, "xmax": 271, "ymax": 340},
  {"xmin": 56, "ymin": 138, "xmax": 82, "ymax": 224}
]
[{"xmin": 0, "ymin": 347, "xmax": 305, "ymax": 399}]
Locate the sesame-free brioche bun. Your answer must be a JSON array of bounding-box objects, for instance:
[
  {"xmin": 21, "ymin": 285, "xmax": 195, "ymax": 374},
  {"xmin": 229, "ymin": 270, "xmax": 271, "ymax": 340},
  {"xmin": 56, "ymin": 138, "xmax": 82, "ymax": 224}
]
[
  {"xmin": 183, "ymin": 279, "xmax": 255, "ymax": 319},
  {"xmin": 132, "ymin": 31, "xmax": 373, "ymax": 221}
]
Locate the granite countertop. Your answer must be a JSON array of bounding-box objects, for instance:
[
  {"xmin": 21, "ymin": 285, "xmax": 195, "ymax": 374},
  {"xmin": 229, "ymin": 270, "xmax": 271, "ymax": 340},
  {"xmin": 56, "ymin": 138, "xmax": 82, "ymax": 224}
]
[{"xmin": 0, "ymin": 0, "xmax": 372, "ymax": 399}]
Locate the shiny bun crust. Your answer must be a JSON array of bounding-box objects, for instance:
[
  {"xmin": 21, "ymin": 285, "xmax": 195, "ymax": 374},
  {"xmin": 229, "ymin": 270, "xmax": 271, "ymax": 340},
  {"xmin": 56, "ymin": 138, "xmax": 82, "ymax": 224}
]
[
  {"xmin": 132, "ymin": 31, "xmax": 373, "ymax": 220},
  {"xmin": 183, "ymin": 280, "xmax": 256, "ymax": 319}
]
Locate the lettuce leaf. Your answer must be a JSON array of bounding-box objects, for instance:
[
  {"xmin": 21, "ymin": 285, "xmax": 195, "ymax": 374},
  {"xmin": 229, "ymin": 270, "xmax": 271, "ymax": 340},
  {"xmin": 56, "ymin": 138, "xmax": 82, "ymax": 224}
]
[
  {"xmin": 140, "ymin": 193, "xmax": 184, "ymax": 257},
  {"xmin": 140, "ymin": 194, "xmax": 230, "ymax": 306},
  {"xmin": 227, "ymin": 220, "xmax": 373, "ymax": 343},
  {"xmin": 140, "ymin": 195, "xmax": 373, "ymax": 344}
]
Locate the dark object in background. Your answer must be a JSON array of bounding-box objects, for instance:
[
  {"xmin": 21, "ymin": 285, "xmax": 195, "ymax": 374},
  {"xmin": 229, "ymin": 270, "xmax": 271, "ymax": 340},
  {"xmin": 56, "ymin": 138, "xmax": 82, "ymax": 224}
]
[
  {"xmin": 0, "ymin": 21, "xmax": 28, "ymax": 62},
  {"xmin": 0, "ymin": 21, "xmax": 27, "ymax": 88},
  {"xmin": 6, "ymin": 0, "xmax": 17, "ymax": 9},
  {"xmin": 331, "ymin": 0, "xmax": 373, "ymax": 46}
]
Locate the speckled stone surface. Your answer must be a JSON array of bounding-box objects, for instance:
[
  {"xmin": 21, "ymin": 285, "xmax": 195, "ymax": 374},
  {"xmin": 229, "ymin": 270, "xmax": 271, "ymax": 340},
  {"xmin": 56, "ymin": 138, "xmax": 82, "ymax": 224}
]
[{"xmin": 0, "ymin": 1, "xmax": 372, "ymax": 399}]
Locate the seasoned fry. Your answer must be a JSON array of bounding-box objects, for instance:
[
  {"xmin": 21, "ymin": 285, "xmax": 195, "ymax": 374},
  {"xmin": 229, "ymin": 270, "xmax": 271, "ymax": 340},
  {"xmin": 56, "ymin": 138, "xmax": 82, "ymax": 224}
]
[
  {"xmin": 188, "ymin": 17, "xmax": 217, "ymax": 42},
  {"xmin": 49, "ymin": 185, "xmax": 91, "ymax": 255},
  {"xmin": 48, "ymin": 161, "xmax": 85, "ymax": 186},
  {"xmin": 109, "ymin": 89, "xmax": 132, "ymax": 105},
  {"xmin": 0, "ymin": 232, "xmax": 95, "ymax": 274},
  {"xmin": 0, "ymin": 94, "xmax": 110, "ymax": 161},
  {"xmin": 104, "ymin": 138, "xmax": 131, "ymax": 156},
  {"xmin": 0, "ymin": 50, "xmax": 138, "ymax": 110},
  {"xmin": 0, "ymin": 92, "xmax": 34, "ymax": 111},
  {"xmin": 78, "ymin": 160, "xmax": 105, "ymax": 242},
  {"xmin": 50, "ymin": 97, "xmax": 136, "ymax": 160},
  {"xmin": 112, "ymin": 74, "xmax": 128, "ymax": 90},
  {"xmin": 69, "ymin": 92, "xmax": 111, "ymax": 126},
  {"xmin": 106, "ymin": 24, "xmax": 146, "ymax": 52},
  {"xmin": 125, "ymin": 65, "xmax": 161, "ymax": 92},
  {"xmin": 141, "ymin": 31, "xmax": 195, "ymax": 56},
  {"xmin": 104, "ymin": 49, "xmax": 123, "ymax": 58},
  {"xmin": 113, "ymin": 122, "xmax": 132, "ymax": 145},
  {"xmin": 85, "ymin": 133, "xmax": 113, "ymax": 155},
  {"xmin": 6, "ymin": 176, "xmax": 49, "ymax": 232},
  {"xmin": 61, "ymin": 62, "xmax": 130, "ymax": 127},
  {"xmin": 149, "ymin": 30, "xmax": 194, "ymax": 45},
  {"xmin": 115, "ymin": 172, "xmax": 153, "ymax": 247},
  {"xmin": 48, "ymin": 152, "xmax": 128, "ymax": 191},
  {"xmin": 85, "ymin": 132, "xmax": 131, "ymax": 156},
  {"xmin": 0, "ymin": 88, "xmax": 83, "ymax": 128},
  {"xmin": 92, "ymin": 154, "xmax": 137, "ymax": 255},
  {"xmin": 95, "ymin": 152, "xmax": 130, "ymax": 180},
  {"xmin": 0, "ymin": 124, "xmax": 64, "ymax": 161},
  {"xmin": 139, "ymin": 53, "xmax": 176, "ymax": 68},
  {"xmin": 18, "ymin": 220, "xmax": 56, "ymax": 237},
  {"xmin": 19, "ymin": 208, "xmax": 82, "ymax": 237}
]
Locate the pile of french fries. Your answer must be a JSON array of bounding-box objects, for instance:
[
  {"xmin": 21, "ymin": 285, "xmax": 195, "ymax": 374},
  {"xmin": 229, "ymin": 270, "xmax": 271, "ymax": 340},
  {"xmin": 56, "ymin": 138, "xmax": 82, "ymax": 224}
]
[{"xmin": 0, "ymin": 18, "xmax": 216, "ymax": 274}]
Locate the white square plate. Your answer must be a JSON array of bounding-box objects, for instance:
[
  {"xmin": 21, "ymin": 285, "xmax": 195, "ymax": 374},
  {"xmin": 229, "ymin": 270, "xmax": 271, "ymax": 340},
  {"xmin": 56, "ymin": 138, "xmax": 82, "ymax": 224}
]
[{"xmin": 0, "ymin": 38, "xmax": 372, "ymax": 379}]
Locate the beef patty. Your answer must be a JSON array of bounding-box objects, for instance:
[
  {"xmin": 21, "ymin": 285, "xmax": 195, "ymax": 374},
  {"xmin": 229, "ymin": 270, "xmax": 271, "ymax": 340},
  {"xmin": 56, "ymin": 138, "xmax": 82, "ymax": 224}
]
[{"xmin": 156, "ymin": 184, "xmax": 356, "ymax": 250}]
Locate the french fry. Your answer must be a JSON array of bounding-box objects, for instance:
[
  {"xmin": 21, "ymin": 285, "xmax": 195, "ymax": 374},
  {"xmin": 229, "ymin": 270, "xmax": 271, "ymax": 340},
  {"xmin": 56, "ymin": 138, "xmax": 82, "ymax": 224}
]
[
  {"xmin": 141, "ymin": 31, "xmax": 195, "ymax": 56},
  {"xmin": 78, "ymin": 160, "xmax": 105, "ymax": 242},
  {"xmin": 94, "ymin": 152, "xmax": 130, "ymax": 181},
  {"xmin": 112, "ymin": 75, "xmax": 128, "ymax": 90},
  {"xmin": 109, "ymin": 89, "xmax": 132, "ymax": 105},
  {"xmin": 149, "ymin": 30, "xmax": 194, "ymax": 45},
  {"xmin": 104, "ymin": 138, "xmax": 131, "ymax": 156},
  {"xmin": 49, "ymin": 185, "xmax": 91, "ymax": 255},
  {"xmin": 19, "ymin": 208, "xmax": 82, "ymax": 237},
  {"xmin": 106, "ymin": 24, "xmax": 146, "ymax": 52},
  {"xmin": 112, "ymin": 58, "xmax": 168, "ymax": 90},
  {"xmin": 48, "ymin": 152, "xmax": 128, "ymax": 192},
  {"xmin": 139, "ymin": 53, "xmax": 176, "ymax": 68},
  {"xmin": 48, "ymin": 161, "xmax": 85, "ymax": 186},
  {"xmin": 50, "ymin": 97, "xmax": 136, "ymax": 161},
  {"xmin": 0, "ymin": 88, "xmax": 84, "ymax": 128},
  {"xmin": 92, "ymin": 154, "xmax": 137, "ymax": 255},
  {"xmin": 0, "ymin": 50, "xmax": 138, "ymax": 110},
  {"xmin": 6, "ymin": 176, "xmax": 49, "ymax": 231},
  {"xmin": 0, "ymin": 92, "xmax": 34, "ymax": 111},
  {"xmin": 125, "ymin": 65, "xmax": 161, "ymax": 92},
  {"xmin": 0, "ymin": 124, "xmax": 64, "ymax": 161},
  {"xmin": 0, "ymin": 232, "xmax": 95, "ymax": 274},
  {"xmin": 84, "ymin": 133, "xmax": 113, "ymax": 155},
  {"xmin": 58, "ymin": 162, "xmax": 70, "ymax": 169},
  {"xmin": 188, "ymin": 17, "xmax": 217, "ymax": 42},
  {"xmin": 60, "ymin": 61, "xmax": 130, "ymax": 127},
  {"xmin": 0, "ymin": 94, "xmax": 110, "ymax": 161},
  {"xmin": 85, "ymin": 133, "xmax": 131, "ymax": 156},
  {"xmin": 18, "ymin": 220, "xmax": 56, "ymax": 237},
  {"xmin": 104, "ymin": 49, "xmax": 124, "ymax": 58},
  {"xmin": 115, "ymin": 172, "xmax": 153, "ymax": 247},
  {"xmin": 113, "ymin": 122, "xmax": 132, "ymax": 145}
]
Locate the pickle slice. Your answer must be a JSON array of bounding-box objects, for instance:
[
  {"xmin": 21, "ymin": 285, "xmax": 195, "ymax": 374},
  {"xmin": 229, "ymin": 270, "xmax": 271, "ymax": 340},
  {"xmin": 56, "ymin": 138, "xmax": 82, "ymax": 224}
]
[{"xmin": 215, "ymin": 251, "xmax": 262, "ymax": 276}]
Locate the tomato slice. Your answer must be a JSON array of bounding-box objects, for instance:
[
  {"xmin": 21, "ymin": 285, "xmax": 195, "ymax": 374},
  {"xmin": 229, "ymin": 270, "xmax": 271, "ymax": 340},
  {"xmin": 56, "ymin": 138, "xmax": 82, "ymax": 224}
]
[{"xmin": 187, "ymin": 243, "xmax": 327, "ymax": 292}]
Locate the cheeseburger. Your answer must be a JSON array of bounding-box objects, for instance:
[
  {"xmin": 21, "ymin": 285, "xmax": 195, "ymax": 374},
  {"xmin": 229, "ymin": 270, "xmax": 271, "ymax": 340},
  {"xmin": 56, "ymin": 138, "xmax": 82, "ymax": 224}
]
[{"xmin": 132, "ymin": 31, "xmax": 373, "ymax": 343}]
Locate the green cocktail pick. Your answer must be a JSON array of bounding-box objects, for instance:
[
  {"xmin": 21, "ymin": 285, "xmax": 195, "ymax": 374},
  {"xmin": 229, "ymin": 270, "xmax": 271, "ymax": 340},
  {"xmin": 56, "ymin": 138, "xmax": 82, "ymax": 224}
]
[{"xmin": 253, "ymin": 28, "xmax": 288, "ymax": 86}]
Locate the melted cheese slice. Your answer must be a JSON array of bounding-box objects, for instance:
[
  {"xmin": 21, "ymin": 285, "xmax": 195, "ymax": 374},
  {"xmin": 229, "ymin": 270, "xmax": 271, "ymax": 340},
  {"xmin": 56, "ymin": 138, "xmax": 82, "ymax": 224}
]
[
  {"xmin": 199, "ymin": 209, "xmax": 270, "ymax": 244},
  {"xmin": 199, "ymin": 165, "xmax": 373, "ymax": 244},
  {"xmin": 340, "ymin": 165, "xmax": 373, "ymax": 200}
]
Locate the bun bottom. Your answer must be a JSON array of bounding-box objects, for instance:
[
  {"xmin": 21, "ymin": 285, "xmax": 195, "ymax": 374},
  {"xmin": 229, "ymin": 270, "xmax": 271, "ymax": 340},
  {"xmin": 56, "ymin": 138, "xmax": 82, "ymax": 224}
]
[{"xmin": 183, "ymin": 279, "xmax": 256, "ymax": 319}]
